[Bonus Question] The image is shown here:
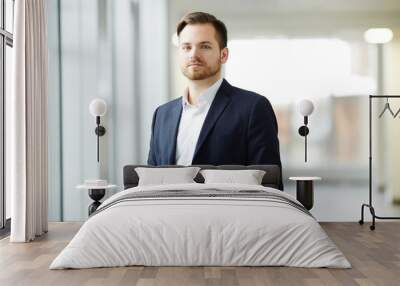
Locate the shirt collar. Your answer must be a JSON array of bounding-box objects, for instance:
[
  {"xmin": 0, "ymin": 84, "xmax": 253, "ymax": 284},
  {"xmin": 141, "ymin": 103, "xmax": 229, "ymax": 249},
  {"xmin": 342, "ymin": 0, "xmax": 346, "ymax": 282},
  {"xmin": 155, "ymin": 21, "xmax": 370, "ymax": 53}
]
[{"xmin": 182, "ymin": 78, "xmax": 223, "ymax": 108}]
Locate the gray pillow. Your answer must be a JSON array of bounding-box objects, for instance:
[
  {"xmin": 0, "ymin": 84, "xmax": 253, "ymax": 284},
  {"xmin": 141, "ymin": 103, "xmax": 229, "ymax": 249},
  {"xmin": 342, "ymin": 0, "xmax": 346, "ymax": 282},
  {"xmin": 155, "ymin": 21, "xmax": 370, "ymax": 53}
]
[
  {"xmin": 200, "ymin": 169, "xmax": 266, "ymax": 185},
  {"xmin": 135, "ymin": 167, "xmax": 201, "ymax": 186}
]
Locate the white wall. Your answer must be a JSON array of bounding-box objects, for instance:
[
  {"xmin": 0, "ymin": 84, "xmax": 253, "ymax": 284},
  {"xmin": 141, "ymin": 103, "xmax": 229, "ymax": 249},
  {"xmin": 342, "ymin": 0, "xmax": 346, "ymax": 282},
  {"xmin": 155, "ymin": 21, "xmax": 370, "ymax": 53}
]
[
  {"xmin": 48, "ymin": 0, "xmax": 400, "ymax": 221},
  {"xmin": 168, "ymin": 0, "xmax": 400, "ymax": 100},
  {"xmin": 385, "ymin": 30, "xmax": 400, "ymax": 202},
  {"xmin": 48, "ymin": 0, "xmax": 169, "ymax": 221},
  {"xmin": 59, "ymin": 0, "xmax": 99, "ymax": 220},
  {"xmin": 168, "ymin": 1, "xmax": 400, "ymax": 181},
  {"xmin": 47, "ymin": 0, "xmax": 62, "ymax": 221},
  {"xmin": 138, "ymin": 0, "xmax": 169, "ymax": 160}
]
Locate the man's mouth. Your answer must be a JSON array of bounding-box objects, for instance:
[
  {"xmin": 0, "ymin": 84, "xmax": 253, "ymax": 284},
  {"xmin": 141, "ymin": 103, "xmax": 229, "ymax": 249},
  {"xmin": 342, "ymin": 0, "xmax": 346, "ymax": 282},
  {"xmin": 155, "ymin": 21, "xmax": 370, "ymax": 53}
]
[{"xmin": 188, "ymin": 63, "xmax": 202, "ymax": 67}]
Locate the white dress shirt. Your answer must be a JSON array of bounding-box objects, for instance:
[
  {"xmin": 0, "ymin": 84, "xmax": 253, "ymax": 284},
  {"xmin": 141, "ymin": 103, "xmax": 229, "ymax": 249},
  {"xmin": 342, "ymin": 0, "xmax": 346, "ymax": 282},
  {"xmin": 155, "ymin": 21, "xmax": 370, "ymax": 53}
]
[{"xmin": 175, "ymin": 78, "xmax": 223, "ymax": 165}]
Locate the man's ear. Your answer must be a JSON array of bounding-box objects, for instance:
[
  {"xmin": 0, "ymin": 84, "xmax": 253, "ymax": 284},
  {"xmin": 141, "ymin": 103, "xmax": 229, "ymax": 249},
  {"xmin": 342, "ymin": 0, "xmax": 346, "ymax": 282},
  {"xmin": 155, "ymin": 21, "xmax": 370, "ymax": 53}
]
[{"xmin": 220, "ymin": 47, "xmax": 229, "ymax": 64}]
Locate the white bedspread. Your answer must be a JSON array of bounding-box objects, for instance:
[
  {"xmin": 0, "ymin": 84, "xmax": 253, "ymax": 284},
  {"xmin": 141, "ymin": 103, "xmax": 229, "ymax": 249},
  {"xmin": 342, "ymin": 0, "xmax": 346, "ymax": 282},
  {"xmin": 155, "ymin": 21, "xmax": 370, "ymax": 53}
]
[{"xmin": 50, "ymin": 183, "xmax": 351, "ymax": 269}]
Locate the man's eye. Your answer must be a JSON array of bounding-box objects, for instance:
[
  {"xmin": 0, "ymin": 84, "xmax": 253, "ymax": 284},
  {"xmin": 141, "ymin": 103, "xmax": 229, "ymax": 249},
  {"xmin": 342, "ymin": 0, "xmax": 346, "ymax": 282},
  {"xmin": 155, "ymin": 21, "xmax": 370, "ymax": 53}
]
[
  {"xmin": 202, "ymin": 45, "xmax": 211, "ymax": 49},
  {"xmin": 182, "ymin": 46, "xmax": 190, "ymax": 51}
]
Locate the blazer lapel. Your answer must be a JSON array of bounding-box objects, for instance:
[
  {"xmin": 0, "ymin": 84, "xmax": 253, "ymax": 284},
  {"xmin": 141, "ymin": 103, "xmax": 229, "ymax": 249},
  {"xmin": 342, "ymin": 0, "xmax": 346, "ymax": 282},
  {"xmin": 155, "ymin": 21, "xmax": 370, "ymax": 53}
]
[
  {"xmin": 193, "ymin": 79, "xmax": 232, "ymax": 160},
  {"xmin": 166, "ymin": 101, "xmax": 182, "ymax": 164}
]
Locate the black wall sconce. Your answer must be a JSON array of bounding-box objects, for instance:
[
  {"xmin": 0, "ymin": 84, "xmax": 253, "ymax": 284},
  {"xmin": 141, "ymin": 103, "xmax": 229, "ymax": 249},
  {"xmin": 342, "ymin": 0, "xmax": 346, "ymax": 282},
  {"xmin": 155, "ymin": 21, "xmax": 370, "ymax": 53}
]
[
  {"xmin": 89, "ymin": 98, "xmax": 107, "ymax": 162},
  {"xmin": 297, "ymin": 99, "xmax": 314, "ymax": 162}
]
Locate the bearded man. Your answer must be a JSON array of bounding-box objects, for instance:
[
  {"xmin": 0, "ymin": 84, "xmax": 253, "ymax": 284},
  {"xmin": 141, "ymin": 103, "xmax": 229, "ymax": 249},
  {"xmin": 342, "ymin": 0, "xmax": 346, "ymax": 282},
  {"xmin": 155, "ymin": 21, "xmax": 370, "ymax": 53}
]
[{"xmin": 147, "ymin": 12, "xmax": 283, "ymax": 190}]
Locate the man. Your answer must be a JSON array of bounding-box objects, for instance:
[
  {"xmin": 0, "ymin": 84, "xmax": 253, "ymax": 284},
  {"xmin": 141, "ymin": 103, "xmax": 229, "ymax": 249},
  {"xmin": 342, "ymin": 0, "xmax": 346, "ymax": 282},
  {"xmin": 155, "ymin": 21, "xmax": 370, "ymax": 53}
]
[{"xmin": 147, "ymin": 12, "xmax": 283, "ymax": 190}]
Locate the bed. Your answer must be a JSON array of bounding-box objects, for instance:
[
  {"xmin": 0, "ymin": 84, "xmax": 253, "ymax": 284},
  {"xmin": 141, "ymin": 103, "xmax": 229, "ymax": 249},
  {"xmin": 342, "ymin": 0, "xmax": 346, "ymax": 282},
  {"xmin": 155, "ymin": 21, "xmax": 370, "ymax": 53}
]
[{"xmin": 50, "ymin": 165, "xmax": 350, "ymax": 269}]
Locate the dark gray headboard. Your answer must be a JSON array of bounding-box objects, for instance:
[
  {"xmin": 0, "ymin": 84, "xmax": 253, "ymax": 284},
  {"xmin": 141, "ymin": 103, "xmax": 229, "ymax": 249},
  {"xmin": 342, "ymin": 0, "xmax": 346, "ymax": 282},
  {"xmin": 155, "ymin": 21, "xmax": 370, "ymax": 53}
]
[{"xmin": 123, "ymin": 165, "xmax": 281, "ymax": 190}]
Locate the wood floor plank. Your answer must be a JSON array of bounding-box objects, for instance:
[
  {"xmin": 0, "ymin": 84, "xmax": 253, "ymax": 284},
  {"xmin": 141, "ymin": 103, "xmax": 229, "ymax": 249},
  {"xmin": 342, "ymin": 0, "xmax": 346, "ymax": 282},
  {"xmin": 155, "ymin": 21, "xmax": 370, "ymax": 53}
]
[{"xmin": 0, "ymin": 222, "xmax": 400, "ymax": 286}]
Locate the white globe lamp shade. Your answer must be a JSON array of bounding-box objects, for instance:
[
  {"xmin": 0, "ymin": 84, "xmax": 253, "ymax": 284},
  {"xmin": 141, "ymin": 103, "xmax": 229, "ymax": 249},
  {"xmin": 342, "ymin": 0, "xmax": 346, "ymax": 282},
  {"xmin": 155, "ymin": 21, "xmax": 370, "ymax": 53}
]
[
  {"xmin": 364, "ymin": 28, "xmax": 393, "ymax": 44},
  {"xmin": 89, "ymin": 98, "xmax": 107, "ymax": 117},
  {"xmin": 298, "ymin": 99, "xmax": 314, "ymax": 116},
  {"xmin": 171, "ymin": 32, "xmax": 179, "ymax": 47}
]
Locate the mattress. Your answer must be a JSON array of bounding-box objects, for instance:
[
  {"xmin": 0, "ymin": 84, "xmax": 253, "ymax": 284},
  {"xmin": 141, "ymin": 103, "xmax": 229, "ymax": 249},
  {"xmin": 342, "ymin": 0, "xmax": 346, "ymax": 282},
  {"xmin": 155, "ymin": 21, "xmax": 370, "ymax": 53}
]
[{"xmin": 50, "ymin": 183, "xmax": 351, "ymax": 269}]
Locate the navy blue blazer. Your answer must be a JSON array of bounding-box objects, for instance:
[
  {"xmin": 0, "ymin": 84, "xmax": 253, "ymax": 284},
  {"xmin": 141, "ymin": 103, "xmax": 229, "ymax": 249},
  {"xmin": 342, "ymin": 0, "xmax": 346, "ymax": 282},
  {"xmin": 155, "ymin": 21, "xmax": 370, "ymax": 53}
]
[{"xmin": 147, "ymin": 79, "xmax": 283, "ymax": 190}]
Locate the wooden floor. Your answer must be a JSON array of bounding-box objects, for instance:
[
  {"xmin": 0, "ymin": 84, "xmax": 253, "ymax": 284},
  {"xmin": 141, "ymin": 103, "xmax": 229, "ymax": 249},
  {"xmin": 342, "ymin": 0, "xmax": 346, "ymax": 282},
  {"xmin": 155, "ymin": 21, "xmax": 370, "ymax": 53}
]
[{"xmin": 0, "ymin": 222, "xmax": 399, "ymax": 286}]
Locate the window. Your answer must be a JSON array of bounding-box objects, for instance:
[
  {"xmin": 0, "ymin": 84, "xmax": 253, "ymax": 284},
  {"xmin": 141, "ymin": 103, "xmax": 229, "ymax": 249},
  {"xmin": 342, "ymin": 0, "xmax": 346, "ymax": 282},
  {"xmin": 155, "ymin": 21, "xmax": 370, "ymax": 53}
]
[
  {"xmin": 226, "ymin": 38, "xmax": 374, "ymax": 173},
  {"xmin": 0, "ymin": 0, "xmax": 14, "ymax": 233}
]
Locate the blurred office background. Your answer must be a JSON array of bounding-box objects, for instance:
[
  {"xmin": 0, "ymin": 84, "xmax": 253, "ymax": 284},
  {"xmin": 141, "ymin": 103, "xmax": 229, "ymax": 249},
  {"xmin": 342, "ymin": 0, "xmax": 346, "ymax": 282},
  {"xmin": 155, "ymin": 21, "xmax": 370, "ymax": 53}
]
[{"xmin": 42, "ymin": 0, "xmax": 400, "ymax": 221}]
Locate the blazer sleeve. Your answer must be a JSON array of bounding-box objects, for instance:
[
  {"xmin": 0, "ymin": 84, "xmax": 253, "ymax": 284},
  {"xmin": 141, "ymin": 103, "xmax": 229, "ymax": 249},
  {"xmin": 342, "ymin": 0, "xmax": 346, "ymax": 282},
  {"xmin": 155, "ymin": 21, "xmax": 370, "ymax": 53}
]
[
  {"xmin": 147, "ymin": 107, "xmax": 159, "ymax": 166},
  {"xmin": 247, "ymin": 96, "xmax": 283, "ymax": 190}
]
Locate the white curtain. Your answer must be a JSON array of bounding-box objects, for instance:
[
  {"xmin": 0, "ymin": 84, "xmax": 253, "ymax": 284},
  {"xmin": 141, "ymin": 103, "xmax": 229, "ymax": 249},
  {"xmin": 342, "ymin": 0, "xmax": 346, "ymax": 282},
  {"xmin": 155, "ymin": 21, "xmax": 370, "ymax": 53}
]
[{"xmin": 10, "ymin": 0, "xmax": 48, "ymax": 242}]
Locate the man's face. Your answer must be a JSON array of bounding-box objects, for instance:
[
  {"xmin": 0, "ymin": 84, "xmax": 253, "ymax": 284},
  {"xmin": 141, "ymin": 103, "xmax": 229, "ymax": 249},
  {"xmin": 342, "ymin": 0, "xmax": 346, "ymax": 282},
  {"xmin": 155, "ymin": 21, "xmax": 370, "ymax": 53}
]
[{"xmin": 178, "ymin": 23, "xmax": 228, "ymax": 81}]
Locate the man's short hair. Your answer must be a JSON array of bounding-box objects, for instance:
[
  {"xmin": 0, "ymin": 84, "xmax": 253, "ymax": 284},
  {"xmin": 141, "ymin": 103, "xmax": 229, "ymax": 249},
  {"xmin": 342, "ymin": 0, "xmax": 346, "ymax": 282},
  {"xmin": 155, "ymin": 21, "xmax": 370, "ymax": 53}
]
[{"xmin": 177, "ymin": 12, "xmax": 228, "ymax": 49}]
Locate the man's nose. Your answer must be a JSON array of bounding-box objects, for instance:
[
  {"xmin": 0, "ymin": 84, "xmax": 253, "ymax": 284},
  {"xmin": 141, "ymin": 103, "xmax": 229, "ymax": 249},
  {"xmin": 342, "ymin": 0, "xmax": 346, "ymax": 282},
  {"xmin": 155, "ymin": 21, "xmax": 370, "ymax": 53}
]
[{"xmin": 189, "ymin": 46, "xmax": 200, "ymax": 58}]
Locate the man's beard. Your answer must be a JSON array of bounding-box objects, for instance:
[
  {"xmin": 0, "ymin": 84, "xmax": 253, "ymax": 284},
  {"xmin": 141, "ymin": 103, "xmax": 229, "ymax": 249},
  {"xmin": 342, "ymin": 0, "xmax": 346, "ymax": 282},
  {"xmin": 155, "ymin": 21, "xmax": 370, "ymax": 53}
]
[{"xmin": 182, "ymin": 61, "xmax": 221, "ymax": 80}]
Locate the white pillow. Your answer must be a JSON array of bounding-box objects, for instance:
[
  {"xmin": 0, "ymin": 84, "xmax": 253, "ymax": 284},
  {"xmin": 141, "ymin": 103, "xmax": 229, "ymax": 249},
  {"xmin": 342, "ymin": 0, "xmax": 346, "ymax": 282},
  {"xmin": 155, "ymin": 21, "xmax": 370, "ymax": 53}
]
[
  {"xmin": 200, "ymin": 169, "xmax": 266, "ymax": 185},
  {"xmin": 135, "ymin": 167, "xmax": 200, "ymax": 186}
]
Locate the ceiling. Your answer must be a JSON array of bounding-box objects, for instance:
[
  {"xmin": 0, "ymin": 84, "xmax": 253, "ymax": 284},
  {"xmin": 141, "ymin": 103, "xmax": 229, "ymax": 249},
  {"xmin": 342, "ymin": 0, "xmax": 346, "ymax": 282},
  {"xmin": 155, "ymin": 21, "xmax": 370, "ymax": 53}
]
[
  {"xmin": 171, "ymin": 0, "xmax": 400, "ymax": 14},
  {"xmin": 169, "ymin": 0, "xmax": 400, "ymax": 39}
]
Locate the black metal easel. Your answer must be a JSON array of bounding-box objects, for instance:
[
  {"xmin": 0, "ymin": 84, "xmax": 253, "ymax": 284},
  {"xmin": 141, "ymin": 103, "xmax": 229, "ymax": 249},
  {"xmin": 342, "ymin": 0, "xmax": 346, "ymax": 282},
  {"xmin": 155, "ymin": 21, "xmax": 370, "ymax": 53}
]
[{"xmin": 359, "ymin": 95, "xmax": 400, "ymax": 230}]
